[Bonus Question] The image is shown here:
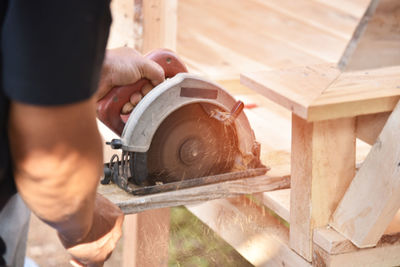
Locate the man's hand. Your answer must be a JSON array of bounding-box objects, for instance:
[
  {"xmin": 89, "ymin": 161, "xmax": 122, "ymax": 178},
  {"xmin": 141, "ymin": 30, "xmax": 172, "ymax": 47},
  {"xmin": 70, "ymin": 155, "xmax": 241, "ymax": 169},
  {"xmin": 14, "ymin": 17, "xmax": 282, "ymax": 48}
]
[
  {"xmin": 60, "ymin": 194, "xmax": 124, "ymax": 267},
  {"xmin": 96, "ymin": 47, "xmax": 165, "ymax": 101}
]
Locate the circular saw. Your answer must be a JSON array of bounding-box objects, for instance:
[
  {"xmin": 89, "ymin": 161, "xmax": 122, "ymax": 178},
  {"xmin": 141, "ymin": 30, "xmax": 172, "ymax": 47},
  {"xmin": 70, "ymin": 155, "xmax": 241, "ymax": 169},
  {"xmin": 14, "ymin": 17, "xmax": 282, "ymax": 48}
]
[{"xmin": 97, "ymin": 49, "xmax": 267, "ymax": 195}]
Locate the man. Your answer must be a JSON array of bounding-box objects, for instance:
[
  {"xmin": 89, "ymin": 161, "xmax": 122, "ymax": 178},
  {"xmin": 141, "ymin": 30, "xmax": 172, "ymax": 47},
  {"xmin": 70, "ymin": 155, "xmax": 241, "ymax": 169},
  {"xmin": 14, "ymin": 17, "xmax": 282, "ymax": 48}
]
[{"xmin": 0, "ymin": 1, "xmax": 164, "ymax": 266}]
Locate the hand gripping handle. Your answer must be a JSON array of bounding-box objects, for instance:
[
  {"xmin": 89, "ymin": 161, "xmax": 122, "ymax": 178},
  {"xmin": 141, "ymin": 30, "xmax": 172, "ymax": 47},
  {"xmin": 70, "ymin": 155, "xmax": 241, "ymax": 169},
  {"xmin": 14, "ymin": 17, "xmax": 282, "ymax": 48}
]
[{"xmin": 96, "ymin": 49, "xmax": 188, "ymax": 136}]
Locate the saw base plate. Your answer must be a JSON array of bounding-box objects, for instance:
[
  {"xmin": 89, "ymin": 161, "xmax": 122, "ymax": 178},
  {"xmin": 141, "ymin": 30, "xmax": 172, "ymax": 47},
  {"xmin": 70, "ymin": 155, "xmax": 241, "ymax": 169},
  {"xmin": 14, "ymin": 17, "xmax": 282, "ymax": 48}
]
[{"xmin": 101, "ymin": 161, "xmax": 269, "ymax": 196}]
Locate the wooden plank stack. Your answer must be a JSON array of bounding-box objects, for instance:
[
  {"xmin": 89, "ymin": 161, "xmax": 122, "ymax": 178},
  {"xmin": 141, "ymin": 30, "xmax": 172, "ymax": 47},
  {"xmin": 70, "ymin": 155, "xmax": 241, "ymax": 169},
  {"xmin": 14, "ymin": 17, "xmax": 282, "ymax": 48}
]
[{"xmin": 101, "ymin": 0, "xmax": 400, "ymax": 266}]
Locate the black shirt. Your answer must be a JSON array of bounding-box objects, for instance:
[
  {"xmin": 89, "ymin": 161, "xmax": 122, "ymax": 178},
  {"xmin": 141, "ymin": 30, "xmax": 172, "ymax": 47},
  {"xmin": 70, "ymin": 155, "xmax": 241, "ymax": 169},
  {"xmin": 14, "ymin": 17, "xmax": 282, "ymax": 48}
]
[{"xmin": 0, "ymin": 0, "xmax": 111, "ymax": 209}]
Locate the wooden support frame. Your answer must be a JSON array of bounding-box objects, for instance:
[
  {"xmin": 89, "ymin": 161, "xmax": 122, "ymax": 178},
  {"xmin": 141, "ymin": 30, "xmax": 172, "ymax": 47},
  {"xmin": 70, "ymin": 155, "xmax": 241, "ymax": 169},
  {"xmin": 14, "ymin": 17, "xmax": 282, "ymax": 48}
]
[
  {"xmin": 290, "ymin": 115, "xmax": 356, "ymax": 261},
  {"xmin": 330, "ymin": 101, "xmax": 400, "ymax": 248}
]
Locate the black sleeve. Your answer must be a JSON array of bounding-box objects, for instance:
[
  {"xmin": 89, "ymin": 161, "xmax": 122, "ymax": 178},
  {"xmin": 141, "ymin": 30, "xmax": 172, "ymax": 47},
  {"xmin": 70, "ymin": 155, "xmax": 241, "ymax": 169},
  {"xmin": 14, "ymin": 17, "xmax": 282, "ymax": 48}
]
[{"xmin": 1, "ymin": 0, "xmax": 111, "ymax": 106}]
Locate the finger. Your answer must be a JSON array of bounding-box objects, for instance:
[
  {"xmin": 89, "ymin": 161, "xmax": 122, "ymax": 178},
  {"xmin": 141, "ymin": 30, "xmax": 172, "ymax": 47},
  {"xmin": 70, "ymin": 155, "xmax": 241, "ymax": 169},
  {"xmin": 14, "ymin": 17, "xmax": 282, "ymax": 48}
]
[
  {"xmin": 140, "ymin": 58, "xmax": 165, "ymax": 86},
  {"xmin": 141, "ymin": 83, "xmax": 154, "ymax": 96},
  {"xmin": 70, "ymin": 259, "xmax": 84, "ymax": 267},
  {"xmin": 121, "ymin": 102, "xmax": 134, "ymax": 114},
  {"xmin": 129, "ymin": 92, "xmax": 142, "ymax": 106}
]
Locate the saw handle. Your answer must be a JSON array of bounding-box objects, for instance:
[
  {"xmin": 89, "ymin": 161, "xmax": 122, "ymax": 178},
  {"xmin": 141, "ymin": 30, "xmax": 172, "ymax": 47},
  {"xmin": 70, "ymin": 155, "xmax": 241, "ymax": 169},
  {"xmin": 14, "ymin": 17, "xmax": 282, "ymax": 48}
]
[{"xmin": 96, "ymin": 49, "xmax": 188, "ymax": 136}]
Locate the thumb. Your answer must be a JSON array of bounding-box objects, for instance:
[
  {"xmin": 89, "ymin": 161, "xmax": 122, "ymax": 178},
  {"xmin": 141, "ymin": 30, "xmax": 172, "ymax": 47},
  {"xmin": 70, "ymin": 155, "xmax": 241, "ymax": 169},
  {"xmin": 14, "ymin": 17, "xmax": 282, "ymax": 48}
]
[{"xmin": 139, "ymin": 58, "xmax": 165, "ymax": 86}]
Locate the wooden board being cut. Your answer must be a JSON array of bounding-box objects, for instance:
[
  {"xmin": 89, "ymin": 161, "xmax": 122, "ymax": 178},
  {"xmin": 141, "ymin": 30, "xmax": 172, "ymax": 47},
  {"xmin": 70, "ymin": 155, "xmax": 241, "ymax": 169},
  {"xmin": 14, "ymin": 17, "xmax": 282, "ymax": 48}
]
[{"xmin": 98, "ymin": 166, "xmax": 290, "ymax": 215}]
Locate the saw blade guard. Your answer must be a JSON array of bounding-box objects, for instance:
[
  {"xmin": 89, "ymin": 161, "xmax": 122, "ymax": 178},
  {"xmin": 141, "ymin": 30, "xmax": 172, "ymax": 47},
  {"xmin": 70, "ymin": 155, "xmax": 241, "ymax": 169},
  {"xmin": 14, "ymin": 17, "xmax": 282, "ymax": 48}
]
[{"xmin": 121, "ymin": 73, "xmax": 260, "ymax": 176}]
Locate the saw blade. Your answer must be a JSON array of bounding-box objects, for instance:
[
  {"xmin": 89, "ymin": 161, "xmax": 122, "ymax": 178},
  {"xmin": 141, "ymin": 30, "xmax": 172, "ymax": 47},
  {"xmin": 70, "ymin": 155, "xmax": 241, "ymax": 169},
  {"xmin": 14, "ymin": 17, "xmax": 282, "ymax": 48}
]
[{"xmin": 147, "ymin": 103, "xmax": 237, "ymax": 184}]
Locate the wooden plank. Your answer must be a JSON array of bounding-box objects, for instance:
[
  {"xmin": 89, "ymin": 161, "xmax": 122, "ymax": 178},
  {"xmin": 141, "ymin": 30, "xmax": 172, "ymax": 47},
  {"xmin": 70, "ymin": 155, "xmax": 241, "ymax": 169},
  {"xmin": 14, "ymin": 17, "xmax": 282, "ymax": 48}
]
[
  {"xmin": 356, "ymin": 112, "xmax": 390, "ymax": 145},
  {"xmin": 340, "ymin": 0, "xmax": 400, "ymax": 71},
  {"xmin": 290, "ymin": 115, "xmax": 356, "ymax": 261},
  {"xmin": 313, "ymin": 242, "xmax": 400, "ymax": 267},
  {"xmin": 187, "ymin": 197, "xmax": 311, "ymax": 267},
  {"xmin": 191, "ymin": 0, "xmax": 347, "ymax": 62},
  {"xmin": 313, "ymin": 227, "xmax": 356, "ymax": 255},
  {"xmin": 241, "ymin": 64, "xmax": 341, "ymax": 120},
  {"xmin": 256, "ymin": 189, "xmax": 290, "ymax": 223},
  {"xmin": 177, "ymin": 0, "xmax": 368, "ymax": 78},
  {"xmin": 330, "ymin": 100, "xmax": 400, "ymax": 248},
  {"xmin": 122, "ymin": 208, "xmax": 170, "ymax": 267},
  {"xmin": 314, "ymin": 209, "xmax": 400, "ymax": 255},
  {"xmin": 252, "ymin": 0, "xmax": 360, "ymax": 39},
  {"xmin": 98, "ymin": 166, "xmax": 290, "ymax": 214},
  {"xmin": 177, "ymin": 0, "xmax": 324, "ymax": 79},
  {"xmin": 140, "ymin": 0, "xmax": 177, "ymax": 53}
]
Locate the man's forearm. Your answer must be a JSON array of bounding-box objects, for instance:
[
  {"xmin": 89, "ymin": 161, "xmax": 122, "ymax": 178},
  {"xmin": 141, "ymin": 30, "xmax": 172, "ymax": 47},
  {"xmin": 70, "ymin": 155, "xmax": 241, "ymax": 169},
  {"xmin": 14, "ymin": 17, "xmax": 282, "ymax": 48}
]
[{"xmin": 8, "ymin": 98, "xmax": 103, "ymax": 243}]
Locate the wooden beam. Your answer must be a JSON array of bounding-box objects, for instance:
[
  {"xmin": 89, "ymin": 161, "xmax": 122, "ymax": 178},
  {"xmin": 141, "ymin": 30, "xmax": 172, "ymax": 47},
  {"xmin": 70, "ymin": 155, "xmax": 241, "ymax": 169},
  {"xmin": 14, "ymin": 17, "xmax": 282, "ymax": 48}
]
[
  {"xmin": 337, "ymin": 0, "xmax": 380, "ymax": 70},
  {"xmin": 290, "ymin": 115, "xmax": 356, "ymax": 261},
  {"xmin": 139, "ymin": 0, "xmax": 177, "ymax": 53},
  {"xmin": 330, "ymin": 101, "xmax": 400, "ymax": 248},
  {"xmin": 122, "ymin": 208, "xmax": 170, "ymax": 267},
  {"xmin": 340, "ymin": 0, "xmax": 400, "ymax": 71},
  {"xmin": 187, "ymin": 197, "xmax": 311, "ymax": 267},
  {"xmin": 356, "ymin": 112, "xmax": 390, "ymax": 145}
]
